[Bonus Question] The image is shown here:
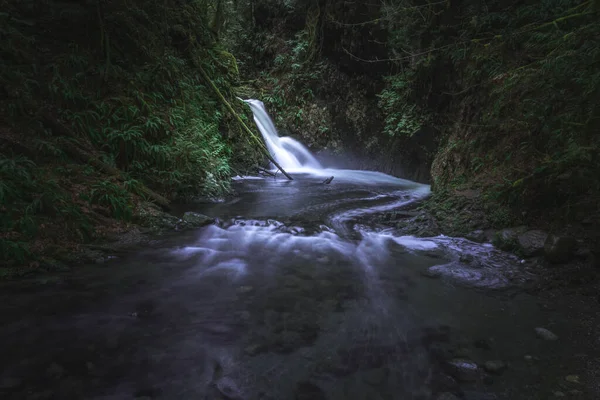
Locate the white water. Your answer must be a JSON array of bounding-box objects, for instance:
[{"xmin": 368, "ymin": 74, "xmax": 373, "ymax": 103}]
[{"xmin": 244, "ymin": 99, "xmax": 430, "ymax": 189}]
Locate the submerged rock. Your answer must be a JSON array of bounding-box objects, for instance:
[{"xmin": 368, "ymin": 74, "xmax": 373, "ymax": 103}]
[
  {"xmin": 544, "ymin": 234, "xmax": 577, "ymax": 264},
  {"xmin": 535, "ymin": 327, "xmax": 558, "ymax": 341},
  {"xmin": 517, "ymin": 230, "xmax": 548, "ymax": 257}
]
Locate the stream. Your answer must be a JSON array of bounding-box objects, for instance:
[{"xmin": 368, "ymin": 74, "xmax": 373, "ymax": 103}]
[{"xmin": 0, "ymin": 101, "xmax": 598, "ymax": 400}]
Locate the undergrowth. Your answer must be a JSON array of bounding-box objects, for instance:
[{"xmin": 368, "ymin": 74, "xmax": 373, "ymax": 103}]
[{"xmin": 0, "ymin": 0, "xmax": 261, "ymax": 269}]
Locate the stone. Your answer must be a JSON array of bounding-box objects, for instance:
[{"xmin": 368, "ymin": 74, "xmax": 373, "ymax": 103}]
[
  {"xmin": 544, "ymin": 234, "xmax": 577, "ymax": 264},
  {"xmin": 483, "ymin": 360, "xmax": 507, "ymax": 374},
  {"xmin": 535, "ymin": 327, "xmax": 558, "ymax": 341},
  {"xmin": 465, "ymin": 230, "xmax": 486, "ymax": 243},
  {"xmin": 181, "ymin": 212, "xmax": 214, "ymax": 228},
  {"xmin": 216, "ymin": 376, "xmax": 243, "ymax": 399},
  {"xmin": 517, "ymin": 230, "xmax": 548, "ymax": 257},
  {"xmin": 459, "ymin": 253, "xmax": 475, "ymax": 263},
  {"xmin": 446, "ymin": 359, "xmax": 480, "ymax": 382}
]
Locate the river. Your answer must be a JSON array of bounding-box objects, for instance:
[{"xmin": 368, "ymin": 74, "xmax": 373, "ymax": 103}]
[{"xmin": 0, "ymin": 101, "xmax": 597, "ymax": 400}]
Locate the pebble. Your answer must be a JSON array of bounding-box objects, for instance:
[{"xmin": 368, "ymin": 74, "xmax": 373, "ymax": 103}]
[
  {"xmin": 483, "ymin": 360, "xmax": 507, "ymax": 374},
  {"xmin": 535, "ymin": 327, "xmax": 558, "ymax": 341}
]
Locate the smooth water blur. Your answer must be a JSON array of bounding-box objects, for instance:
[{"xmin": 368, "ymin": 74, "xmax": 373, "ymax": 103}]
[
  {"xmin": 0, "ymin": 104, "xmax": 597, "ymax": 400},
  {"xmin": 1, "ymin": 173, "xmax": 597, "ymax": 400}
]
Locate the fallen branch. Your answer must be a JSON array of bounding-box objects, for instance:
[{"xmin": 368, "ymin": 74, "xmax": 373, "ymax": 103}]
[
  {"xmin": 257, "ymin": 166, "xmax": 276, "ymax": 177},
  {"xmin": 195, "ymin": 63, "xmax": 293, "ymax": 180}
]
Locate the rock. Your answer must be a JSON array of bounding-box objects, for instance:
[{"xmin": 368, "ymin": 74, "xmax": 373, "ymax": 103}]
[
  {"xmin": 494, "ymin": 227, "xmax": 527, "ymax": 250},
  {"xmin": 483, "ymin": 360, "xmax": 507, "ymax": 374},
  {"xmin": 421, "ymin": 267, "xmax": 442, "ymax": 279},
  {"xmin": 553, "ymin": 391, "xmax": 566, "ymax": 397},
  {"xmin": 465, "ymin": 230, "xmax": 486, "ymax": 243},
  {"xmin": 436, "ymin": 393, "xmax": 461, "ymax": 400},
  {"xmin": 544, "ymin": 234, "xmax": 577, "ymax": 264},
  {"xmin": 181, "ymin": 212, "xmax": 214, "ymax": 228},
  {"xmin": 535, "ymin": 327, "xmax": 558, "ymax": 341},
  {"xmin": 517, "ymin": 230, "xmax": 548, "ymax": 257},
  {"xmin": 446, "ymin": 359, "xmax": 480, "ymax": 382},
  {"xmin": 216, "ymin": 376, "xmax": 243, "ymax": 399}
]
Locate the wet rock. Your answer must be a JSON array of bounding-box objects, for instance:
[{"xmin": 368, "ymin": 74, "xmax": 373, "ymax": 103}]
[
  {"xmin": 182, "ymin": 212, "xmax": 214, "ymax": 228},
  {"xmin": 535, "ymin": 327, "xmax": 558, "ymax": 341},
  {"xmin": 216, "ymin": 376, "xmax": 243, "ymax": 399},
  {"xmin": 493, "ymin": 227, "xmax": 526, "ymax": 251},
  {"xmin": 544, "ymin": 235, "xmax": 577, "ymax": 264},
  {"xmin": 436, "ymin": 393, "xmax": 461, "ymax": 400},
  {"xmin": 421, "ymin": 267, "xmax": 442, "ymax": 279},
  {"xmin": 446, "ymin": 359, "xmax": 480, "ymax": 382},
  {"xmin": 517, "ymin": 230, "xmax": 548, "ymax": 257},
  {"xmin": 553, "ymin": 391, "xmax": 566, "ymax": 397},
  {"xmin": 465, "ymin": 230, "xmax": 486, "ymax": 243},
  {"xmin": 483, "ymin": 360, "xmax": 507, "ymax": 374},
  {"xmin": 295, "ymin": 381, "xmax": 327, "ymax": 400}
]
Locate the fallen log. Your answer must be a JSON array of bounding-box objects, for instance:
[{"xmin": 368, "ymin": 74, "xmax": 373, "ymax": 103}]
[
  {"xmin": 323, "ymin": 176, "xmax": 334, "ymax": 184},
  {"xmin": 257, "ymin": 166, "xmax": 276, "ymax": 177},
  {"xmin": 195, "ymin": 63, "xmax": 293, "ymax": 180}
]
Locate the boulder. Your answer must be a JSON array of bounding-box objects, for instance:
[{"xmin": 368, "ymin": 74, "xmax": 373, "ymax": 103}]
[
  {"xmin": 544, "ymin": 234, "xmax": 577, "ymax": 264},
  {"xmin": 465, "ymin": 230, "xmax": 486, "ymax": 243},
  {"xmin": 181, "ymin": 212, "xmax": 214, "ymax": 228},
  {"xmin": 517, "ymin": 230, "xmax": 548, "ymax": 257}
]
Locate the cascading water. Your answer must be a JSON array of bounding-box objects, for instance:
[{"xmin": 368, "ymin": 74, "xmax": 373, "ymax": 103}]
[
  {"xmin": 244, "ymin": 98, "xmax": 432, "ymax": 189},
  {"xmin": 244, "ymin": 99, "xmax": 323, "ymax": 170}
]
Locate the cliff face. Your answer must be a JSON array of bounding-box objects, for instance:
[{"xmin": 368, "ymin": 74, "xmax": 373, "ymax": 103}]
[{"xmin": 233, "ymin": 0, "xmax": 600, "ymax": 237}]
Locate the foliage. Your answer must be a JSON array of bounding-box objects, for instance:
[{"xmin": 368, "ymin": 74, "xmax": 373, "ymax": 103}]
[{"xmin": 0, "ymin": 0, "xmax": 261, "ymax": 268}]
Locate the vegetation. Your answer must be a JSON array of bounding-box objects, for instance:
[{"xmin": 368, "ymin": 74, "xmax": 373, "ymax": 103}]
[{"xmin": 0, "ymin": 0, "xmax": 264, "ymax": 270}]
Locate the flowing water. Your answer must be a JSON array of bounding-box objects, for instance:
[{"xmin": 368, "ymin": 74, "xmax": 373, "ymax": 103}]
[{"xmin": 0, "ymin": 101, "xmax": 598, "ymax": 400}]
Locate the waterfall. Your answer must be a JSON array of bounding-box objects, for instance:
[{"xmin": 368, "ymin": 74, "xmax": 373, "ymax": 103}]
[{"xmin": 244, "ymin": 99, "xmax": 323, "ymax": 171}]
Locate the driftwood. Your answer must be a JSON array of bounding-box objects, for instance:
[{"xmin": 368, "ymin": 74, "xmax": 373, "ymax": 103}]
[
  {"xmin": 40, "ymin": 113, "xmax": 171, "ymax": 210},
  {"xmin": 195, "ymin": 63, "xmax": 293, "ymax": 180},
  {"xmin": 323, "ymin": 176, "xmax": 334, "ymax": 184}
]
